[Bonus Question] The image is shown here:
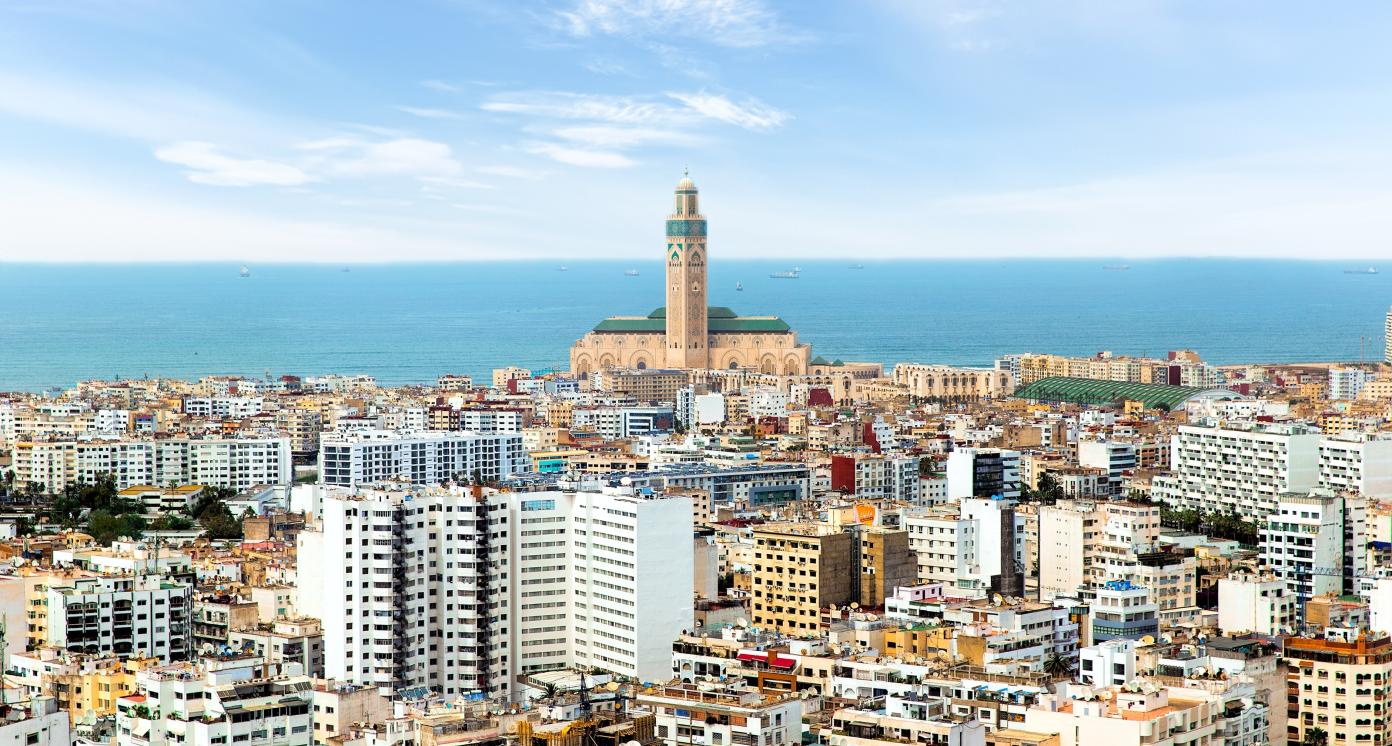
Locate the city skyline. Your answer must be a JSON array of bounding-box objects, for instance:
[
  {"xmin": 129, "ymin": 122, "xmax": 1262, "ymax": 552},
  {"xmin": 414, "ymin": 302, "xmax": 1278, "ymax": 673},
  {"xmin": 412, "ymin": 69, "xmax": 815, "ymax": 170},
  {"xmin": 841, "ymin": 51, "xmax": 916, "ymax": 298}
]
[{"xmin": 6, "ymin": 1, "xmax": 1392, "ymax": 262}]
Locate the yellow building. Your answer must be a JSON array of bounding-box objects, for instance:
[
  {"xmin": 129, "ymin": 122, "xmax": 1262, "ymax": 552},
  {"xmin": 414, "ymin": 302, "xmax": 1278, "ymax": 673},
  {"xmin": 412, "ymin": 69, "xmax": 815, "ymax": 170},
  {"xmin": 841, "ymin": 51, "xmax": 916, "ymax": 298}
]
[
  {"xmin": 751, "ymin": 523, "xmax": 854, "ymax": 635},
  {"xmin": 1284, "ymin": 633, "xmax": 1392, "ymax": 745},
  {"xmin": 571, "ymin": 173, "xmax": 811, "ymax": 376}
]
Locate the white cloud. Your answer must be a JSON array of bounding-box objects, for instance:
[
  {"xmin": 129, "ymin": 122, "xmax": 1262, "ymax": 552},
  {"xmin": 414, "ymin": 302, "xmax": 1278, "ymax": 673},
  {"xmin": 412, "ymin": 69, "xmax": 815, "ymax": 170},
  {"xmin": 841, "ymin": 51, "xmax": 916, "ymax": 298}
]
[
  {"xmin": 302, "ymin": 137, "xmax": 464, "ymax": 177},
  {"xmin": 483, "ymin": 91, "xmax": 684, "ymax": 125},
  {"xmin": 525, "ymin": 142, "xmax": 636, "ymax": 168},
  {"xmin": 420, "ymin": 176, "xmax": 495, "ymax": 189},
  {"xmin": 667, "ymin": 92, "xmax": 789, "ymax": 130},
  {"xmin": 477, "ymin": 164, "xmax": 548, "ymax": 179},
  {"xmin": 554, "ymin": 0, "xmax": 806, "ymax": 48},
  {"xmin": 154, "ymin": 141, "xmax": 314, "ymax": 187},
  {"xmin": 395, "ymin": 105, "xmax": 469, "ymax": 120},
  {"xmin": 551, "ymin": 125, "xmax": 702, "ymax": 148}
]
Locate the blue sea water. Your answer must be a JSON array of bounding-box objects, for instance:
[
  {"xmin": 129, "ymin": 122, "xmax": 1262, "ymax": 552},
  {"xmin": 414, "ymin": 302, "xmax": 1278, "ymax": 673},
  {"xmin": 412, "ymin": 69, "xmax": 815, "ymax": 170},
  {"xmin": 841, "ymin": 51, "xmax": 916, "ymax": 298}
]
[{"xmin": 0, "ymin": 260, "xmax": 1387, "ymax": 392}]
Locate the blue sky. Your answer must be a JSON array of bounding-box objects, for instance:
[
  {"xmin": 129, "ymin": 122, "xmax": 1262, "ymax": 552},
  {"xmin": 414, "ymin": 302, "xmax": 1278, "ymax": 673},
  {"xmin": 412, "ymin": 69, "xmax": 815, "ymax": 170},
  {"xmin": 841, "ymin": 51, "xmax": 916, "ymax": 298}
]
[{"xmin": 4, "ymin": 0, "xmax": 1392, "ymax": 261}]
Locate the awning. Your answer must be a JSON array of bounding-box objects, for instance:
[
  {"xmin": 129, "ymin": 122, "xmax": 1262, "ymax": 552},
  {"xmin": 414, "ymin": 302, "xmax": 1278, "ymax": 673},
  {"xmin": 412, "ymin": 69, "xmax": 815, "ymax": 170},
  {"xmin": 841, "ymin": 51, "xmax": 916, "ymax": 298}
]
[{"xmin": 736, "ymin": 651, "xmax": 797, "ymax": 668}]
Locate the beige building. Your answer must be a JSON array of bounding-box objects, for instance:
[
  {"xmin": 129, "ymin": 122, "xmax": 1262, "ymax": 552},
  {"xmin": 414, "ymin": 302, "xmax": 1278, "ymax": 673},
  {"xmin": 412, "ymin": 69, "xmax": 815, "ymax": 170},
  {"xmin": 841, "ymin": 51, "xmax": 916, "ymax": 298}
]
[
  {"xmin": 571, "ymin": 173, "xmax": 812, "ymax": 375},
  {"xmin": 1284, "ymin": 633, "xmax": 1392, "ymax": 745},
  {"xmin": 751, "ymin": 524, "xmax": 854, "ymax": 635},
  {"xmin": 892, "ymin": 363, "xmax": 1015, "ymax": 400},
  {"xmin": 595, "ymin": 368, "xmax": 689, "ymax": 403}
]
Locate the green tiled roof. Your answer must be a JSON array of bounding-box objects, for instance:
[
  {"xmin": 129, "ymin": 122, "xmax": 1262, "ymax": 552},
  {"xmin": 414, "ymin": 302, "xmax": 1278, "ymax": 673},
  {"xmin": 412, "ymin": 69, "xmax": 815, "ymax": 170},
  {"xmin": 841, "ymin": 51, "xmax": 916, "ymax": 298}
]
[
  {"xmin": 593, "ymin": 306, "xmax": 791, "ymax": 333},
  {"xmin": 1013, "ymin": 376, "xmax": 1238, "ymax": 410}
]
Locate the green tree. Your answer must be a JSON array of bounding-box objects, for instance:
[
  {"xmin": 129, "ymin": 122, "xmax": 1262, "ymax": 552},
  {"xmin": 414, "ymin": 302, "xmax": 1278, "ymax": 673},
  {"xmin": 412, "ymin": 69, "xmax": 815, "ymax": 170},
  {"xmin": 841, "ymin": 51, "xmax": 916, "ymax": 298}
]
[
  {"xmin": 1043, "ymin": 652, "xmax": 1074, "ymax": 679},
  {"xmin": 1304, "ymin": 727, "xmax": 1328, "ymax": 746},
  {"xmin": 150, "ymin": 513, "xmax": 194, "ymax": 532},
  {"xmin": 87, "ymin": 509, "xmax": 147, "ymax": 545}
]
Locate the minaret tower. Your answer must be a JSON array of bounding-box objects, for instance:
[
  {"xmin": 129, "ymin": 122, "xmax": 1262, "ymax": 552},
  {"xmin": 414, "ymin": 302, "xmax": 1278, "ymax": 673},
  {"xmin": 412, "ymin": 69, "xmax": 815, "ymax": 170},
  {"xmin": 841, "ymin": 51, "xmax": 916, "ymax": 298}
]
[{"xmin": 665, "ymin": 169, "xmax": 709, "ymax": 368}]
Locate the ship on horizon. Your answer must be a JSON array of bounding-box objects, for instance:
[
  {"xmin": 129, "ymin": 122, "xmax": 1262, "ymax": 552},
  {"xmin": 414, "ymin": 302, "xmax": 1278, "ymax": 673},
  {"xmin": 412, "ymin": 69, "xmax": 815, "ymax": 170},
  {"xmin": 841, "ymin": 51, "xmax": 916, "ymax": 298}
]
[
  {"xmin": 769, "ymin": 266, "xmax": 801, "ymax": 279},
  {"xmin": 1103, "ymin": 264, "xmax": 1131, "ymax": 271},
  {"xmin": 239, "ymin": 265, "xmax": 250, "ymax": 278},
  {"xmin": 624, "ymin": 269, "xmax": 640, "ymax": 276},
  {"xmin": 1345, "ymin": 266, "xmax": 1379, "ymax": 274}
]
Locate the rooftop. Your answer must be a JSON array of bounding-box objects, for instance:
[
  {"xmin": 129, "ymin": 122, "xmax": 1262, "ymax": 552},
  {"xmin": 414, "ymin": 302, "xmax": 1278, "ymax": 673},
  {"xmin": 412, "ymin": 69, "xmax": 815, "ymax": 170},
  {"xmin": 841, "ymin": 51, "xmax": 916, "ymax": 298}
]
[
  {"xmin": 593, "ymin": 307, "xmax": 792, "ymax": 333},
  {"xmin": 1013, "ymin": 376, "xmax": 1240, "ymax": 410}
]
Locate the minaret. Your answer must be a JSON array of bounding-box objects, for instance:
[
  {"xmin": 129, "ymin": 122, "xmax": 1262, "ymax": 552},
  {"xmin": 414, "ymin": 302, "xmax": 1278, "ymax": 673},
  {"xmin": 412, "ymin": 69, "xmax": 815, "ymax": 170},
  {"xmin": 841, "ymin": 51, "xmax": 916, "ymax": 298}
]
[{"xmin": 665, "ymin": 169, "xmax": 708, "ymax": 368}]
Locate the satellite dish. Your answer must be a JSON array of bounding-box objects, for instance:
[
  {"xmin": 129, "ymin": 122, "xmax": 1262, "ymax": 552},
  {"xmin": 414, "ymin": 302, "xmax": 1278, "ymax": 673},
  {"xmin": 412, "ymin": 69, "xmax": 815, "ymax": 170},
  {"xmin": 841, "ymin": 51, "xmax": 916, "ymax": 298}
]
[
  {"xmin": 736, "ymin": 618, "xmax": 748, "ymax": 628},
  {"xmin": 850, "ymin": 602, "xmax": 860, "ymax": 610},
  {"xmin": 1192, "ymin": 666, "xmax": 1207, "ymax": 678},
  {"xmin": 992, "ymin": 594, "xmax": 1004, "ymax": 606},
  {"xmin": 1140, "ymin": 635, "xmax": 1156, "ymax": 645}
]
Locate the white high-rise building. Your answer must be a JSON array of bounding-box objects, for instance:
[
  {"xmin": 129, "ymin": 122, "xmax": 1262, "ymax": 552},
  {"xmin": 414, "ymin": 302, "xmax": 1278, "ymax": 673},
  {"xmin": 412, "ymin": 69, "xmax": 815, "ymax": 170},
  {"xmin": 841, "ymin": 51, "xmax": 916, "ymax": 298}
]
[
  {"xmin": 1318, "ymin": 432, "xmax": 1392, "ymax": 499},
  {"xmin": 46, "ymin": 575, "xmax": 193, "ymax": 663},
  {"xmin": 298, "ymin": 485, "xmax": 692, "ymax": 701},
  {"xmin": 945, "ymin": 448, "xmax": 1021, "ymax": 500},
  {"xmin": 1328, "ymin": 366, "xmax": 1375, "ymax": 400},
  {"xmin": 1077, "ymin": 439, "xmax": 1137, "ymax": 497},
  {"xmin": 298, "ymin": 485, "xmax": 513, "ymax": 698},
  {"xmin": 1153, "ymin": 423, "xmax": 1320, "ymax": 520},
  {"xmin": 903, "ymin": 510, "xmax": 979, "ymax": 592},
  {"xmin": 1260, "ymin": 491, "xmax": 1366, "ymax": 622},
  {"xmin": 318, "ymin": 430, "xmax": 527, "ymax": 487}
]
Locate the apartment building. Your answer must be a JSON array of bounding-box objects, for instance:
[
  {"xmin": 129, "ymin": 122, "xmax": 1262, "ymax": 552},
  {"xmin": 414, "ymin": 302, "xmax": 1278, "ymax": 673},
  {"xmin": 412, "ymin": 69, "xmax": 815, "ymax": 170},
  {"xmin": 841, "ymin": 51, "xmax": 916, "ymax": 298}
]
[
  {"xmin": 298, "ymin": 485, "xmax": 514, "ymax": 698},
  {"xmin": 1260, "ymin": 491, "xmax": 1366, "ymax": 621},
  {"xmin": 751, "ymin": 524, "xmax": 855, "ymax": 635},
  {"xmin": 593, "ymin": 368, "xmax": 688, "ymax": 403},
  {"xmin": 946, "ymin": 448, "xmax": 1022, "ymax": 500},
  {"xmin": 903, "ymin": 509, "xmax": 978, "ymax": 591},
  {"xmin": 46, "ymin": 574, "xmax": 193, "ymax": 663},
  {"xmin": 115, "ymin": 656, "xmax": 313, "ymax": 746},
  {"xmin": 317, "ymin": 429, "xmax": 526, "ymax": 487},
  {"xmin": 1077, "ymin": 439, "xmax": 1137, "ymax": 497},
  {"xmin": 1284, "ymin": 632, "xmax": 1392, "ymax": 746},
  {"xmin": 275, "ymin": 407, "xmax": 323, "ymax": 457},
  {"xmin": 1024, "ymin": 682, "xmax": 1238, "ymax": 746},
  {"xmin": 1318, "ymin": 432, "xmax": 1392, "ymax": 499},
  {"xmin": 1153, "ymin": 423, "xmax": 1321, "ymax": 520},
  {"xmin": 1218, "ymin": 574, "xmax": 1296, "ymax": 636},
  {"xmin": 638, "ymin": 683, "xmax": 801, "ymax": 746},
  {"xmin": 12, "ymin": 436, "xmax": 292, "ymax": 493},
  {"xmin": 298, "ymin": 485, "xmax": 693, "ymax": 700},
  {"xmin": 829, "ymin": 454, "xmax": 920, "ymax": 502},
  {"xmin": 1089, "ymin": 580, "xmax": 1158, "ymax": 644}
]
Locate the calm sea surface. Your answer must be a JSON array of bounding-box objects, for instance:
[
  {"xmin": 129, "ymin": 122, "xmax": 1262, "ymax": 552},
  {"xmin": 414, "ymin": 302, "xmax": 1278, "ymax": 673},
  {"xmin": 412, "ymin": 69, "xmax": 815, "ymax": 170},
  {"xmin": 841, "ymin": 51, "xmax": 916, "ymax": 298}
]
[{"xmin": 0, "ymin": 260, "xmax": 1386, "ymax": 392}]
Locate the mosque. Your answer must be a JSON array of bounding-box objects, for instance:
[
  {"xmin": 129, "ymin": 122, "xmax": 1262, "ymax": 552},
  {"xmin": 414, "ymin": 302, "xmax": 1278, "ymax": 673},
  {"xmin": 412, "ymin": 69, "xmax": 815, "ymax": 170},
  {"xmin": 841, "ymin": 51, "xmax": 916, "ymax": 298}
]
[{"xmin": 570, "ymin": 172, "xmax": 812, "ymax": 376}]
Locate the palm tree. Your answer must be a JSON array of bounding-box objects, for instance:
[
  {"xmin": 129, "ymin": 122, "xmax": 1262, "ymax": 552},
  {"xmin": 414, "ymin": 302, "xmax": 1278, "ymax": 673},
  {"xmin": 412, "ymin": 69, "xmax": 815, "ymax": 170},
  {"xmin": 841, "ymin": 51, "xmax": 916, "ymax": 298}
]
[
  {"xmin": 1043, "ymin": 652, "xmax": 1074, "ymax": 679},
  {"xmin": 1304, "ymin": 727, "xmax": 1328, "ymax": 746}
]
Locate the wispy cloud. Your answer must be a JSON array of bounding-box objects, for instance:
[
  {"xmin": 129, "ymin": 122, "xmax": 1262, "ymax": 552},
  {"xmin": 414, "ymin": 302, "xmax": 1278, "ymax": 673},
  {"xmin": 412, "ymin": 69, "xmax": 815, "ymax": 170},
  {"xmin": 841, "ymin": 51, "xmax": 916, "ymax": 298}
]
[
  {"xmin": 551, "ymin": 125, "xmax": 703, "ymax": 148},
  {"xmin": 482, "ymin": 91, "xmax": 683, "ymax": 125},
  {"xmin": 665, "ymin": 92, "xmax": 789, "ymax": 130},
  {"xmin": 482, "ymin": 88, "xmax": 786, "ymax": 169},
  {"xmin": 420, "ymin": 79, "xmax": 463, "ymax": 93},
  {"xmin": 154, "ymin": 141, "xmax": 314, "ymax": 187},
  {"xmin": 553, "ymin": 0, "xmax": 808, "ymax": 48},
  {"xmin": 477, "ymin": 165, "xmax": 547, "ymax": 179},
  {"xmin": 308, "ymin": 137, "xmax": 464, "ymax": 177},
  {"xmin": 524, "ymin": 142, "xmax": 636, "ymax": 168},
  {"xmin": 395, "ymin": 105, "xmax": 469, "ymax": 121}
]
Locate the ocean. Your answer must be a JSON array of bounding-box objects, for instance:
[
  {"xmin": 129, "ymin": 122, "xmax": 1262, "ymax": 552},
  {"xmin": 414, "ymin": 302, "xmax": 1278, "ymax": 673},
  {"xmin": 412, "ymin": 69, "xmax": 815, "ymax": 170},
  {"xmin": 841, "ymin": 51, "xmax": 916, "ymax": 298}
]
[{"xmin": 0, "ymin": 260, "xmax": 1386, "ymax": 392}]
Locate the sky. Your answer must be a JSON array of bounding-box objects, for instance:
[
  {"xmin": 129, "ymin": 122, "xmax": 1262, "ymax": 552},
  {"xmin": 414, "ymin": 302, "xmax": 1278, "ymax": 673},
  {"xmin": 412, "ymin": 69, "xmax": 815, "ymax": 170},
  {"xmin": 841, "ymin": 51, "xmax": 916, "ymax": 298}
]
[{"xmin": 4, "ymin": 0, "xmax": 1392, "ymax": 262}]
